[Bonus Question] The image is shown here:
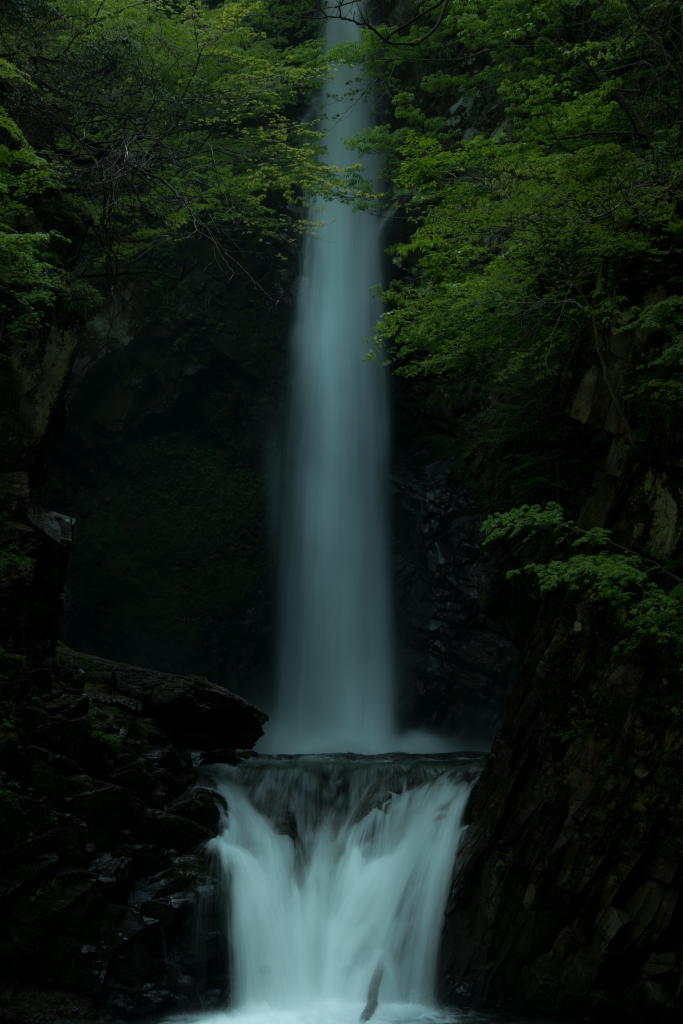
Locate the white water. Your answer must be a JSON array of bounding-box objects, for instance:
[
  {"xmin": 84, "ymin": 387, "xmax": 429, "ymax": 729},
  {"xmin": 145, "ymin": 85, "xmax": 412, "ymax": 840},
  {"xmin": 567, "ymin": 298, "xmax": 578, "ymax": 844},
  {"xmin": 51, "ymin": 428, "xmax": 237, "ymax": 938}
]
[
  {"xmin": 264, "ymin": 13, "xmax": 394, "ymax": 755},
  {"xmin": 201, "ymin": 756, "xmax": 479, "ymax": 1024}
]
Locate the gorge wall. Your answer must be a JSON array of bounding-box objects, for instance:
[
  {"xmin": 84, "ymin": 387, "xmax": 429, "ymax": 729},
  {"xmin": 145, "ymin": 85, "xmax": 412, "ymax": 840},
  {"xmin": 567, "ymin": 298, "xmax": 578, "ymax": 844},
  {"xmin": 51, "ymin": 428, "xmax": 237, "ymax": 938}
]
[
  {"xmin": 438, "ymin": 310, "xmax": 683, "ymax": 1023},
  {"xmin": 40, "ymin": 248, "xmax": 292, "ymax": 706}
]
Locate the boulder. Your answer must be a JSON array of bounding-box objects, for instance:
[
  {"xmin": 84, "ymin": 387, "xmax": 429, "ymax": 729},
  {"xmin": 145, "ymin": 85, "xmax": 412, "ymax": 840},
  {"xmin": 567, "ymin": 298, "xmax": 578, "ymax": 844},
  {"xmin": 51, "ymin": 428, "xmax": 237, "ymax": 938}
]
[
  {"xmin": 140, "ymin": 889, "xmax": 197, "ymax": 933},
  {"xmin": 1, "ymin": 869, "xmax": 96, "ymax": 957},
  {"xmin": 30, "ymin": 813, "xmax": 90, "ymax": 866},
  {"xmin": 37, "ymin": 901, "xmax": 163, "ymax": 998},
  {"xmin": 109, "ymin": 760, "xmax": 156, "ymax": 797},
  {"xmin": 113, "ymin": 669, "xmax": 267, "ymax": 750},
  {"xmin": 66, "ymin": 651, "xmax": 267, "ymax": 750},
  {"xmin": 42, "ymin": 712, "xmax": 91, "ymax": 759}
]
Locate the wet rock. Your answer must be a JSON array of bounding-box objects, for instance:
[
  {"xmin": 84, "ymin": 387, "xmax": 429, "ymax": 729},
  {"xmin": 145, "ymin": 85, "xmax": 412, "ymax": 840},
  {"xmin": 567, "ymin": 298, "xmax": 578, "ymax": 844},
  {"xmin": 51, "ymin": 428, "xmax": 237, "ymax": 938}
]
[
  {"xmin": 127, "ymin": 805, "xmax": 214, "ymax": 852},
  {"xmin": 127, "ymin": 843, "xmax": 172, "ymax": 879},
  {"xmin": 129, "ymin": 854, "xmax": 208, "ymax": 905},
  {"xmin": 27, "ymin": 813, "xmax": 90, "ymax": 866},
  {"xmin": 44, "ymin": 694, "xmax": 90, "ymax": 719},
  {"xmin": 392, "ymin": 458, "xmax": 523, "ymax": 743},
  {"xmin": 0, "ymin": 853, "xmax": 59, "ymax": 900},
  {"xmin": 139, "ymin": 889, "xmax": 197, "ymax": 933},
  {"xmin": 41, "ymin": 711, "xmax": 91, "ymax": 759},
  {"xmin": 109, "ymin": 661, "xmax": 267, "ymax": 750},
  {"xmin": 200, "ymin": 748, "xmax": 239, "ymax": 765},
  {"xmin": 68, "ymin": 785, "xmax": 131, "ymax": 847},
  {"xmin": 145, "ymin": 781, "xmax": 180, "ymax": 810},
  {"xmin": 0, "ymin": 796, "xmax": 50, "ymax": 856},
  {"xmin": 89, "ymin": 852, "xmax": 133, "ymax": 901},
  {"xmin": 109, "ymin": 760, "xmax": 156, "ymax": 798},
  {"xmin": 28, "ymin": 745, "xmax": 80, "ymax": 776},
  {"xmin": 101, "ymin": 931, "xmax": 177, "ymax": 1016},
  {"xmin": 0, "ymin": 645, "xmax": 239, "ymax": 1017},
  {"xmin": 439, "ymin": 586, "xmax": 683, "ymax": 1022},
  {"xmin": 37, "ymin": 901, "xmax": 164, "ymax": 998},
  {"xmin": 166, "ymin": 789, "xmax": 226, "ymax": 834},
  {"xmin": 53, "ymin": 649, "xmax": 266, "ymax": 751},
  {"xmin": 0, "ymin": 869, "xmax": 96, "ymax": 958}
]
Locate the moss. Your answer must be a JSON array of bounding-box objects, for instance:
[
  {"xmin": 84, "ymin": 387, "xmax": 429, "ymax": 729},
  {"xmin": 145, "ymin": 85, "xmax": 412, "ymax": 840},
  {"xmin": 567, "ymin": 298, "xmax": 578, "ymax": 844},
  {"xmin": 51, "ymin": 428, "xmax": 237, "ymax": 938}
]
[{"xmin": 0, "ymin": 547, "xmax": 35, "ymax": 584}]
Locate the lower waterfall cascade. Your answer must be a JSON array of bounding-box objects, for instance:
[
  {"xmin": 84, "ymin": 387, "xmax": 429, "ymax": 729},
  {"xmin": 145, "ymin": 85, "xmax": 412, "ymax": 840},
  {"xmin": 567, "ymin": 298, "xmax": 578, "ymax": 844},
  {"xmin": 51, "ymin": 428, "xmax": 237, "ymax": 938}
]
[{"xmin": 190, "ymin": 755, "xmax": 484, "ymax": 1024}]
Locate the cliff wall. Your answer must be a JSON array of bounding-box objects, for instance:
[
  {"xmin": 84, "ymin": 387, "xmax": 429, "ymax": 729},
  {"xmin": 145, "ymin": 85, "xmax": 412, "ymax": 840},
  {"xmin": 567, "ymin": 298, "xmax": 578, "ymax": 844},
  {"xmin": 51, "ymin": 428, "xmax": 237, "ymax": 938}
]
[{"xmin": 439, "ymin": 317, "xmax": 683, "ymax": 1023}]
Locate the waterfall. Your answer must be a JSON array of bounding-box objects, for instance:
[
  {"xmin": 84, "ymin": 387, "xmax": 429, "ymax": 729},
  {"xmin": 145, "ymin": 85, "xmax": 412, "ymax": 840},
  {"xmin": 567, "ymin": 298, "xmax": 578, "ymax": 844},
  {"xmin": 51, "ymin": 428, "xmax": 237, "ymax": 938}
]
[
  {"xmin": 200, "ymin": 755, "xmax": 479, "ymax": 1024},
  {"xmin": 263, "ymin": 13, "xmax": 394, "ymax": 755},
  {"xmin": 175, "ymin": 19, "xmax": 476, "ymax": 1024}
]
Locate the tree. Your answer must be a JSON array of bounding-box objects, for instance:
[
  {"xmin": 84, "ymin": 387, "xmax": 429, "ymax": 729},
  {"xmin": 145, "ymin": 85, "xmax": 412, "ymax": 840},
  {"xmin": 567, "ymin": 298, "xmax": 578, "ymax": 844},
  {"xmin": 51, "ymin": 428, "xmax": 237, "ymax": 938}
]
[
  {"xmin": 346, "ymin": 0, "xmax": 683, "ymax": 505},
  {"xmin": 0, "ymin": 0, "xmax": 330, "ymax": 288}
]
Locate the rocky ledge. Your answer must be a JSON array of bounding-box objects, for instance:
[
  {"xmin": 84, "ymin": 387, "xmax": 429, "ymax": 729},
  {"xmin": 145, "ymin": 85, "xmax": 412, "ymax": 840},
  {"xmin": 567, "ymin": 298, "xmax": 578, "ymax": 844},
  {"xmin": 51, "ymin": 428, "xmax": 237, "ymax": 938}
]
[{"xmin": 0, "ymin": 646, "xmax": 267, "ymax": 1023}]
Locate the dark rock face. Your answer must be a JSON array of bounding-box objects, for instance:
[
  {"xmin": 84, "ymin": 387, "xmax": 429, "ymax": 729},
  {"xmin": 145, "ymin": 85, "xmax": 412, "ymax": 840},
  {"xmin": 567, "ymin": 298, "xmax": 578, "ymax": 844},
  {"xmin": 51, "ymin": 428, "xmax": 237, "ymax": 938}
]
[
  {"xmin": 0, "ymin": 476, "xmax": 77, "ymax": 666},
  {"xmin": 440, "ymin": 594, "xmax": 683, "ymax": 1021},
  {"xmin": 439, "ymin": 474, "xmax": 683, "ymax": 1022},
  {"xmin": 393, "ymin": 459, "xmax": 522, "ymax": 745},
  {"xmin": 437, "ymin": 313, "xmax": 683, "ymax": 1024},
  {"xmin": 0, "ymin": 644, "xmax": 263, "ymax": 1020},
  {"xmin": 42, "ymin": 252, "xmax": 289, "ymax": 701}
]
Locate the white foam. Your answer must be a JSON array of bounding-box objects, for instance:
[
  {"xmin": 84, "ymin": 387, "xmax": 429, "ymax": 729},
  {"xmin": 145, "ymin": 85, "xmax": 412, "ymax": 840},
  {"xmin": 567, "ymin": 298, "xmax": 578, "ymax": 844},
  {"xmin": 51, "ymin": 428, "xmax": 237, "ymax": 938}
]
[{"xmin": 209, "ymin": 761, "xmax": 471, "ymax": 1014}]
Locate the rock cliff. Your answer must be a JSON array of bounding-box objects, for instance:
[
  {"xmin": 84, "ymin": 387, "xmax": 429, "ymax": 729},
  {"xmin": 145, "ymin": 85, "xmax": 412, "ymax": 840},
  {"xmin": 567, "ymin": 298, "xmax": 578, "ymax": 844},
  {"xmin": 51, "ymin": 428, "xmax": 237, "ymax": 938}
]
[
  {"xmin": 0, "ymin": 644, "xmax": 266, "ymax": 1023},
  {"xmin": 439, "ymin": 313, "xmax": 683, "ymax": 1023},
  {"xmin": 392, "ymin": 456, "xmax": 521, "ymax": 746},
  {"xmin": 41, "ymin": 251, "xmax": 289, "ymax": 701}
]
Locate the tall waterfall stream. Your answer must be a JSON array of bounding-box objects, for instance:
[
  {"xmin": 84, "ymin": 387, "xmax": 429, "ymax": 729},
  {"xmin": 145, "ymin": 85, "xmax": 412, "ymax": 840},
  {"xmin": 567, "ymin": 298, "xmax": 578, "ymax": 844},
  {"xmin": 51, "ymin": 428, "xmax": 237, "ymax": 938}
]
[
  {"xmin": 180, "ymin": 14, "xmax": 493, "ymax": 1024},
  {"xmin": 263, "ymin": 13, "xmax": 394, "ymax": 756}
]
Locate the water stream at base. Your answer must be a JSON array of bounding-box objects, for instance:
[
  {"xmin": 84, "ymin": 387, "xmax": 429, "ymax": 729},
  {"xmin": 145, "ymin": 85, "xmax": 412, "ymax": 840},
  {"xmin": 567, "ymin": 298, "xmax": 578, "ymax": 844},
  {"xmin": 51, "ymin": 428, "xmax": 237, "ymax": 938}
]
[{"xmin": 196, "ymin": 754, "xmax": 484, "ymax": 1024}]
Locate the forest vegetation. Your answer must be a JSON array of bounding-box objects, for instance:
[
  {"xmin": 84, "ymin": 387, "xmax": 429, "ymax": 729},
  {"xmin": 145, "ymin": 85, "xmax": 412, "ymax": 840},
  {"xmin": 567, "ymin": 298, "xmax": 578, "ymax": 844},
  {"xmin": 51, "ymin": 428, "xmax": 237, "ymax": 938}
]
[
  {"xmin": 337, "ymin": 0, "xmax": 683, "ymax": 683},
  {"xmin": 0, "ymin": 0, "xmax": 329, "ymax": 336},
  {"xmin": 3, "ymin": 0, "xmax": 683, "ymax": 680}
]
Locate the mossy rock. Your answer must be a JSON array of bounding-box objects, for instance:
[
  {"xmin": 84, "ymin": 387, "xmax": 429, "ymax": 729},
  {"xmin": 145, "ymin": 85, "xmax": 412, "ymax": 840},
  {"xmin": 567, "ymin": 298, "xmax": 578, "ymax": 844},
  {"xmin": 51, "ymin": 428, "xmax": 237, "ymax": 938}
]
[
  {"xmin": 0, "ymin": 871, "xmax": 96, "ymax": 957},
  {"xmin": 0, "ymin": 730, "xmax": 19, "ymax": 773},
  {"xmin": 0, "ymin": 653, "xmax": 25, "ymax": 703}
]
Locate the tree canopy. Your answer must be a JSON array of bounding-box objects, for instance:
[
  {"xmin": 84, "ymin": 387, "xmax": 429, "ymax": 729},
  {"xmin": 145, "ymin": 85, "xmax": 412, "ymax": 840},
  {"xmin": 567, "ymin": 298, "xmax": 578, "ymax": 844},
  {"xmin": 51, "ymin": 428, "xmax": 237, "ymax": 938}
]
[
  {"xmin": 342, "ymin": 0, "xmax": 683, "ymax": 507},
  {"xmin": 0, "ymin": 0, "xmax": 330, "ymax": 337}
]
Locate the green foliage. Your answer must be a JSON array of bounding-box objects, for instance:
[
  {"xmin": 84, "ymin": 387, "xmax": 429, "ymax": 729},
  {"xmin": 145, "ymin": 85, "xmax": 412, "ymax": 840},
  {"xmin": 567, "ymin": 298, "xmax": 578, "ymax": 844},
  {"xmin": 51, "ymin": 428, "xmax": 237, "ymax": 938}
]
[
  {"xmin": 1, "ymin": 0, "xmax": 330, "ymax": 283},
  {"xmin": 483, "ymin": 502, "xmax": 683, "ymax": 667},
  {"xmin": 0, "ymin": 59, "xmax": 79, "ymax": 337},
  {"xmin": 0, "ymin": 544, "xmax": 34, "ymax": 584},
  {"xmin": 345, "ymin": 0, "xmax": 683, "ymax": 502},
  {"xmin": 0, "ymin": 0, "xmax": 334, "ymax": 362},
  {"xmin": 623, "ymin": 296, "xmax": 683, "ymax": 456}
]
